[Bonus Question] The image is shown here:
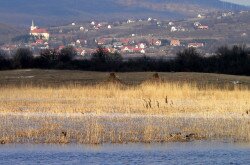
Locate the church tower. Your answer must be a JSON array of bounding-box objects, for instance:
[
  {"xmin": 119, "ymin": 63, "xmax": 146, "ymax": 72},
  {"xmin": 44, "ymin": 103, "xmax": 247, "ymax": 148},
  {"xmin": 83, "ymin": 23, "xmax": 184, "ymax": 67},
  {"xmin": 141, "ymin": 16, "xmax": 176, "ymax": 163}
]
[
  {"xmin": 30, "ymin": 20, "xmax": 37, "ymax": 31},
  {"xmin": 29, "ymin": 20, "xmax": 50, "ymax": 40}
]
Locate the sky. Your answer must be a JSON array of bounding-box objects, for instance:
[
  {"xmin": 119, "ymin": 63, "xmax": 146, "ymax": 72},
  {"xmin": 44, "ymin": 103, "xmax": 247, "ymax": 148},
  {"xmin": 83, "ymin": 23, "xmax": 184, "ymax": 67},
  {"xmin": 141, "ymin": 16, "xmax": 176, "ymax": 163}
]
[{"xmin": 222, "ymin": 0, "xmax": 250, "ymax": 6}]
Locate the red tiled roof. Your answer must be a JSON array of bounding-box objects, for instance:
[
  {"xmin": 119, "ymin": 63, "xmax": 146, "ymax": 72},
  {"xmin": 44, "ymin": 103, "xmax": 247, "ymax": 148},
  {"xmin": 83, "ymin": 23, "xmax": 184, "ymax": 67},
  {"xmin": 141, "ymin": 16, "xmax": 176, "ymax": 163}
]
[
  {"xmin": 36, "ymin": 39, "xmax": 44, "ymax": 44},
  {"xmin": 58, "ymin": 46, "xmax": 65, "ymax": 50},
  {"xmin": 31, "ymin": 28, "xmax": 49, "ymax": 34},
  {"xmin": 170, "ymin": 39, "xmax": 181, "ymax": 46},
  {"xmin": 133, "ymin": 48, "xmax": 143, "ymax": 51}
]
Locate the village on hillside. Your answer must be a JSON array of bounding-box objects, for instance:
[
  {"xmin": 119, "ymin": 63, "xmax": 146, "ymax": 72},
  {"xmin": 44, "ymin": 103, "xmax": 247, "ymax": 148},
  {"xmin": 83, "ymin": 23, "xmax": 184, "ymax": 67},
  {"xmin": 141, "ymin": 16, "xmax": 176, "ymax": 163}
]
[{"xmin": 1, "ymin": 10, "xmax": 250, "ymax": 59}]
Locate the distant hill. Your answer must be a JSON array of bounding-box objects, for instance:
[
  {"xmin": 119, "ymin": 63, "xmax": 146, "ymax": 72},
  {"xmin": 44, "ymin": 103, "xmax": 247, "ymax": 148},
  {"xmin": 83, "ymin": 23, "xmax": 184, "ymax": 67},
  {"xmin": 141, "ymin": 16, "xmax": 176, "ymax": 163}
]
[
  {"xmin": 0, "ymin": 23, "xmax": 23, "ymax": 44},
  {"xmin": 0, "ymin": 0, "xmax": 248, "ymax": 26}
]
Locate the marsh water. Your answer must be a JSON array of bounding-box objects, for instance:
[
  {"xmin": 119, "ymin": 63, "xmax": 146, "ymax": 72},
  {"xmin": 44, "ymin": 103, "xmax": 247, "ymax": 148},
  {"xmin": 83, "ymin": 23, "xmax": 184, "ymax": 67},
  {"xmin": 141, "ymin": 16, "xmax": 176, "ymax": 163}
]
[{"xmin": 0, "ymin": 142, "xmax": 250, "ymax": 165}]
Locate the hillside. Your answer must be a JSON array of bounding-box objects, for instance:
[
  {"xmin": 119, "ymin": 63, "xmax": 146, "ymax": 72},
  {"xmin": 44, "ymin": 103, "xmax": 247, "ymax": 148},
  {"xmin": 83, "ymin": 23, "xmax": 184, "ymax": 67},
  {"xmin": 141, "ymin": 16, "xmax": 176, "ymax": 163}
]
[
  {"xmin": 0, "ymin": 0, "xmax": 247, "ymax": 26},
  {"xmin": 0, "ymin": 23, "xmax": 23, "ymax": 44}
]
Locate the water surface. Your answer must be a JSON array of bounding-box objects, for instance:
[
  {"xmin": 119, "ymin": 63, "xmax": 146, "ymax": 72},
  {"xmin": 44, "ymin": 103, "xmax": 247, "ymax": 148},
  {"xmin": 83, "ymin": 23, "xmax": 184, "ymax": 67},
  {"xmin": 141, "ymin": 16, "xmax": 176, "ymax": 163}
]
[{"xmin": 0, "ymin": 142, "xmax": 250, "ymax": 165}]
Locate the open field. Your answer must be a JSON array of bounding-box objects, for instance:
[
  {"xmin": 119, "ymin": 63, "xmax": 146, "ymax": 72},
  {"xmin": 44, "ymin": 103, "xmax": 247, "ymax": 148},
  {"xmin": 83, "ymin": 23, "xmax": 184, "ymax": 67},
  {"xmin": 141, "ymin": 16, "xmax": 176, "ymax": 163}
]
[
  {"xmin": 1, "ymin": 69, "xmax": 250, "ymax": 87},
  {"xmin": 0, "ymin": 70, "xmax": 249, "ymax": 144}
]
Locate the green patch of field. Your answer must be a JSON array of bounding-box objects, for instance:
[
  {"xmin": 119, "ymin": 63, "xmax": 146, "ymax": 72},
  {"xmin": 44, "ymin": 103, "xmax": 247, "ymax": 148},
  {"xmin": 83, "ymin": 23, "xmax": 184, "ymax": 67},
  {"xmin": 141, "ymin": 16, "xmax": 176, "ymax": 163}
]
[{"xmin": 0, "ymin": 69, "xmax": 249, "ymax": 88}]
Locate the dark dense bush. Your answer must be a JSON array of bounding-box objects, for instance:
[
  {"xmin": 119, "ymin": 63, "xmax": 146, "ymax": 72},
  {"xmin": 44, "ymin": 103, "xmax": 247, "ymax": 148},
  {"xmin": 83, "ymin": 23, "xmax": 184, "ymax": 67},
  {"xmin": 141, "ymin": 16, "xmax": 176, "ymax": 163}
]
[
  {"xmin": 176, "ymin": 48, "xmax": 204, "ymax": 72},
  {"xmin": 13, "ymin": 48, "xmax": 34, "ymax": 68},
  {"xmin": 58, "ymin": 46, "xmax": 77, "ymax": 63},
  {"xmin": 1, "ymin": 45, "xmax": 250, "ymax": 76},
  {"xmin": 0, "ymin": 50, "xmax": 12, "ymax": 70},
  {"xmin": 215, "ymin": 45, "xmax": 250, "ymax": 74},
  {"xmin": 34, "ymin": 49, "xmax": 59, "ymax": 68},
  {"xmin": 91, "ymin": 47, "xmax": 123, "ymax": 71}
]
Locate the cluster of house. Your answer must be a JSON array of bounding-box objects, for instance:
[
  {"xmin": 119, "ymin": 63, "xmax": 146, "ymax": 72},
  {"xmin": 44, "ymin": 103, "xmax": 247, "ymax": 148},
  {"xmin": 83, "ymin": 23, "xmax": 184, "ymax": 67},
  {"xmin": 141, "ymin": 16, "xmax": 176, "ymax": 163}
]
[
  {"xmin": 1, "ymin": 19, "xmax": 208, "ymax": 57},
  {"xmin": 168, "ymin": 22, "xmax": 187, "ymax": 32},
  {"xmin": 95, "ymin": 37, "xmax": 162, "ymax": 54},
  {"xmin": 0, "ymin": 21, "xmax": 53, "ymax": 55},
  {"xmin": 127, "ymin": 17, "xmax": 158, "ymax": 24},
  {"xmin": 71, "ymin": 37, "xmax": 205, "ymax": 56},
  {"xmin": 127, "ymin": 14, "xmax": 210, "ymax": 33},
  {"xmin": 79, "ymin": 17, "xmax": 160, "ymax": 33},
  {"xmin": 0, "ymin": 44, "xmax": 18, "ymax": 55},
  {"xmin": 90, "ymin": 21, "xmax": 112, "ymax": 30},
  {"xmin": 215, "ymin": 11, "xmax": 247, "ymax": 20},
  {"xmin": 71, "ymin": 21, "xmax": 112, "ymax": 32},
  {"xmin": 169, "ymin": 22, "xmax": 209, "ymax": 32},
  {"xmin": 170, "ymin": 39, "xmax": 204, "ymax": 48}
]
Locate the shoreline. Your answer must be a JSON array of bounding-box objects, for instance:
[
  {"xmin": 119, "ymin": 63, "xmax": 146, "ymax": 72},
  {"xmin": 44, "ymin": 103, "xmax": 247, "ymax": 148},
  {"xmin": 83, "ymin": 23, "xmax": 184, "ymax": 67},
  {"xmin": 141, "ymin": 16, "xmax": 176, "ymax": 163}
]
[{"xmin": 1, "ymin": 113, "xmax": 249, "ymax": 144}]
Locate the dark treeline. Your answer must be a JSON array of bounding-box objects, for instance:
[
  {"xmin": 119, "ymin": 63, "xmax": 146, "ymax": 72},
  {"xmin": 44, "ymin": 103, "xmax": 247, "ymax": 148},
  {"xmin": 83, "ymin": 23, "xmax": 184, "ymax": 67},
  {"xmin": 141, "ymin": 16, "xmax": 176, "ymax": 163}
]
[{"xmin": 0, "ymin": 45, "xmax": 250, "ymax": 75}]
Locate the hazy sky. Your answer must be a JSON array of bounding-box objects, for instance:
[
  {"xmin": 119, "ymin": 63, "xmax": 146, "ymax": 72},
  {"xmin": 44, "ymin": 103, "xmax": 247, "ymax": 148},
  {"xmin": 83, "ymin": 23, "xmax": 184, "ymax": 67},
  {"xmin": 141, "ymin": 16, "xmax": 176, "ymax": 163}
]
[{"xmin": 222, "ymin": 0, "xmax": 250, "ymax": 6}]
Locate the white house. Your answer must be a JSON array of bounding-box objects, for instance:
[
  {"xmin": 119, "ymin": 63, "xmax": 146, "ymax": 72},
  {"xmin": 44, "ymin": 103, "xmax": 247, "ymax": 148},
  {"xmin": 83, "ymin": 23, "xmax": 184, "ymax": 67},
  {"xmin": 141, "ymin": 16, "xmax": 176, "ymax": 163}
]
[
  {"xmin": 197, "ymin": 14, "xmax": 202, "ymax": 18},
  {"xmin": 169, "ymin": 22, "xmax": 174, "ymax": 26},
  {"xmin": 127, "ymin": 19, "xmax": 135, "ymax": 23},
  {"xmin": 194, "ymin": 22, "xmax": 201, "ymax": 27},
  {"xmin": 76, "ymin": 40, "xmax": 81, "ymax": 44},
  {"xmin": 80, "ymin": 27, "xmax": 85, "ymax": 31},
  {"xmin": 171, "ymin": 26, "xmax": 177, "ymax": 32},
  {"xmin": 138, "ymin": 43, "xmax": 146, "ymax": 49}
]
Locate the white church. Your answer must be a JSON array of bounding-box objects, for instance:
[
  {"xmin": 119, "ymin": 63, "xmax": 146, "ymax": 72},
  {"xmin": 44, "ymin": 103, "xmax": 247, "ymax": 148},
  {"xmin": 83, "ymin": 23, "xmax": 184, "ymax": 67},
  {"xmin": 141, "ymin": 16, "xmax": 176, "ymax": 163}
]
[{"xmin": 30, "ymin": 20, "xmax": 50, "ymax": 40}]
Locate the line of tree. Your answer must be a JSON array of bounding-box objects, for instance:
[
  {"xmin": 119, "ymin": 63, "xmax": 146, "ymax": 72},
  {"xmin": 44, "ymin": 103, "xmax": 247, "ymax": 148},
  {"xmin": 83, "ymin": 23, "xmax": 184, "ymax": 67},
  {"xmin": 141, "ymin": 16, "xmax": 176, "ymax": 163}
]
[{"xmin": 0, "ymin": 45, "xmax": 249, "ymax": 75}]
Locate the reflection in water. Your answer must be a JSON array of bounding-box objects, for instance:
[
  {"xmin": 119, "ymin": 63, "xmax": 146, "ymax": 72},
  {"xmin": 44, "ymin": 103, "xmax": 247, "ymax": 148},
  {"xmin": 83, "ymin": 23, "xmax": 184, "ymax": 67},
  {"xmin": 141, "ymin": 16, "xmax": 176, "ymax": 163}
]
[{"xmin": 0, "ymin": 142, "xmax": 250, "ymax": 165}]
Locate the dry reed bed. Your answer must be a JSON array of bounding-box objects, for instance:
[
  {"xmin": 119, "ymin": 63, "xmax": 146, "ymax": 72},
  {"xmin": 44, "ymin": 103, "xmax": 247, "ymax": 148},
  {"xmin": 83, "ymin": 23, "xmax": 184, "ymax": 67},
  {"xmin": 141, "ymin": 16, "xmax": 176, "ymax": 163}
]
[
  {"xmin": 0, "ymin": 82, "xmax": 249, "ymax": 144},
  {"xmin": 0, "ymin": 82, "xmax": 249, "ymax": 115}
]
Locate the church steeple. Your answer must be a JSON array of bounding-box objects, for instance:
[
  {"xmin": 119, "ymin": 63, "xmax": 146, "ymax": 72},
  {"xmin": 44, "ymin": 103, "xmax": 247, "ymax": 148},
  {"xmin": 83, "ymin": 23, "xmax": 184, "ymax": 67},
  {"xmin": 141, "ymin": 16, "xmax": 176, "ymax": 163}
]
[
  {"xmin": 30, "ymin": 20, "xmax": 37, "ymax": 31},
  {"xmin": 32, "ymin": 20, "xmax": 34, "ymax": 27}
]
